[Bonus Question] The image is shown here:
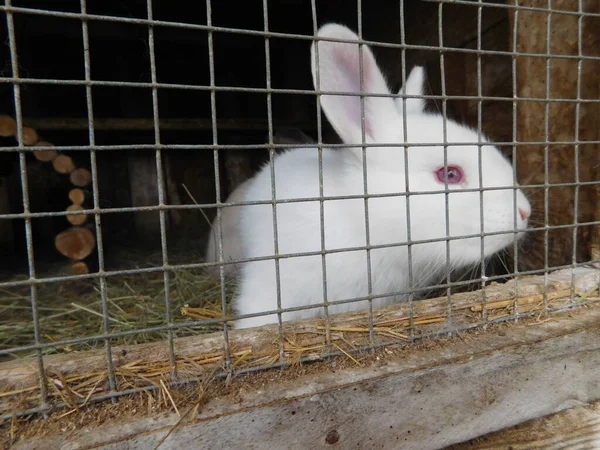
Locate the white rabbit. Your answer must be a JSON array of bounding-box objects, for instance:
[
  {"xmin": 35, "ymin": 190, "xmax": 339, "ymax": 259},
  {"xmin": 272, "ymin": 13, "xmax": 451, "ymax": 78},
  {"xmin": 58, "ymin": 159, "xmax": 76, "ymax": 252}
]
[
  {"xmin": 204, "ymin": 131, "xmax": 315, "ymax": 278},
  {"xmin": 231, "ymin": 23, "xmax": 530, "ymax": 329}
]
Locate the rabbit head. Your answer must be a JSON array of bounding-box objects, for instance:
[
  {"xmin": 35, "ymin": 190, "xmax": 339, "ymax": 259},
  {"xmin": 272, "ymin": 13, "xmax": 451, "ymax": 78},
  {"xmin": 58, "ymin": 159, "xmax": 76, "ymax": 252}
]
[{"xmin": 312, "ymin": 24, "xmax": 530, "ymax": 267}]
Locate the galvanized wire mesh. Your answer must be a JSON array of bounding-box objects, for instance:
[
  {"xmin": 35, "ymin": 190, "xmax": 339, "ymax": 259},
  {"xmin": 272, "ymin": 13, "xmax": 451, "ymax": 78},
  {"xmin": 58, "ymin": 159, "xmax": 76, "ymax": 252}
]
[{"xmin": 0, "ymin": 0, "xmax": 598, "ymax": 419}]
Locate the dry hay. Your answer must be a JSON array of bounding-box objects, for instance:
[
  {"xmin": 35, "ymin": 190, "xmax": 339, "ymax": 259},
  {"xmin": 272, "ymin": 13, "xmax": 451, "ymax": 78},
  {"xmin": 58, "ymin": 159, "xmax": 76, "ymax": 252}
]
[
  {"xmin": 3, "ymin": 301, "xmax": 600, "ymax": 450},
  {"xmin": 0, "ymin": 254, "xmax": 236, "ymax": 362},
  {"xmin": 0, "ymin": 266, "xmax": 599, "ymax": 423},
  {"xmin": 0, "ymin": 247, "xmax": 478, "ymax": 362}
]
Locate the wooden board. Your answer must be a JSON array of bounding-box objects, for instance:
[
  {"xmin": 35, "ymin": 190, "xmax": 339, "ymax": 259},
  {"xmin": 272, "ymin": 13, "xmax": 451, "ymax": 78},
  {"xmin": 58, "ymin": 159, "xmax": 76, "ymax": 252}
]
[
  {"xmin": 4, "ymin": 266, "xmax": 600, "ymax": 449},
  {"xmin": 10, "ymin": 300, "xmax": 600, "ymax": 450},
  {"xmin": 509, "ymin": 0, "xmax": 600, "ymax": 270},
  {"xmin": 2, "ymin": 266, "xmax": 599, "ymax": 407},
  {"xmin": 452, "ymin": 401, "xmax": 600, "ymax": 449}
]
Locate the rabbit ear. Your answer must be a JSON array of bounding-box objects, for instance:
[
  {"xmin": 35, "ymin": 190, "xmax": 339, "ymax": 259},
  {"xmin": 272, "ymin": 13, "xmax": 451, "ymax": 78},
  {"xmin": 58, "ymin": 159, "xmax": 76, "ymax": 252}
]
[
  {"xmin": 395, "ymin": 66, "xmax": 426, "ymax": 115},
  {"xmin": 311, "ymin": 24, "xmax": 397, "ymax": 146}
]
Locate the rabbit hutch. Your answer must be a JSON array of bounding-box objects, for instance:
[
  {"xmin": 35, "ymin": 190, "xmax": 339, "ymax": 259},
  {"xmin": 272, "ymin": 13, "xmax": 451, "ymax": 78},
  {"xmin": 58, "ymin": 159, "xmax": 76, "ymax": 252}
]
[{"xmin": 1, "ymin": 0, "xmax": 599, "ymax": 448}]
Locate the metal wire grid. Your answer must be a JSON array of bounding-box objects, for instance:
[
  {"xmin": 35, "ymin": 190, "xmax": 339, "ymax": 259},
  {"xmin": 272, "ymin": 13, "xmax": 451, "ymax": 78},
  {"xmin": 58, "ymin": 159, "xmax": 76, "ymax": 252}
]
[{"xmin": 0, "ymin": 0, "xmax": 597, "ymax": 418}]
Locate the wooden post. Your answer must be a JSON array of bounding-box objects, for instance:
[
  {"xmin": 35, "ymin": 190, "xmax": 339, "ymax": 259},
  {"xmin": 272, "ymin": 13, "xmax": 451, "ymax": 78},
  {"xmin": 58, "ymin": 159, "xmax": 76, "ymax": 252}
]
[
  {"xmin": 164, "ymin": 153, "xmax": 184, "ymax": 226},
  {"xmin": 128, "ymin": 153, "xmax": 162, "ymax": 238},
  {"xmin": 509, "ymin": 0, "xmax": 600, "ymax": 269},
  {"xmin": 0, "ymin": 176, "xmax": 13, "ymax": 253}
]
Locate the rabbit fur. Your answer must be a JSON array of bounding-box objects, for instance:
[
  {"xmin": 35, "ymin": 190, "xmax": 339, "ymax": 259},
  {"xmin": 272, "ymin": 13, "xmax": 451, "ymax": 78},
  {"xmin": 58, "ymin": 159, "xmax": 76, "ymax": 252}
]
[
  {"xmin": 207, "ymin": 24, "xmax": 531, "ymax": 329},
  {"xmin": 204, "ymin": 129, "xmax": 315, "ymax": 278}
]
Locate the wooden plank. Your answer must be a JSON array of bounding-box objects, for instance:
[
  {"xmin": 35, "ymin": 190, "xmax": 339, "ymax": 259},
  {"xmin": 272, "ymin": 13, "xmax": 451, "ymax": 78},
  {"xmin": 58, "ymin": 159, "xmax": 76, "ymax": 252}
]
[
  {"xmin": 1, "ymin": 267, "xmax": 599, "ymax": 413},
  {"xmin": 452, "ymin": 401, "xmax": 600, "ymax": 449},
  {"xmin": 10, "ymin": 298, "xmax": 600, "ymax": 450},
  {"xmin": 0, "ymin": 176, "xmax": 13, "ymax": 252}
]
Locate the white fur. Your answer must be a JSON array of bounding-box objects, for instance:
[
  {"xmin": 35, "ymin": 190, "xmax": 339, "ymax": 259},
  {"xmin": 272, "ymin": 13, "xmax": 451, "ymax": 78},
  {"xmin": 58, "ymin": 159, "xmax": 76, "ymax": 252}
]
[
  {"xmin": 203, "ymin": 132, "xmax": 315, "ymax": 277},
  {"xmin": 224, "ymin": 24, "xmax": 530, "ymax": 328}
]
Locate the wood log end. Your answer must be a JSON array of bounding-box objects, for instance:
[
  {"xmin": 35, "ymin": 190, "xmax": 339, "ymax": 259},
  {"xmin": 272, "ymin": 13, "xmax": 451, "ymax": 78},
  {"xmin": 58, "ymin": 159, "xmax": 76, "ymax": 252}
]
[
  {"xmin": 22, "ymin": 127, "xmax": 39, "ymax": 146},
  {"xmin": 55, "ymin": 227, "xmax": 96, "ymax": 261},
  {"xmin": 66, "ymin": 204, "xmax": 87, "ymax": 226},
  {"xmin": 0, "ymin": 115, "xmax": 17, "ymax": 137},
  {"xmin": 52, "ymin": 154, "xmax": 76, "ymax": 174},
  {"xmin": 70, "ymin": 168, "xmax": 92, "ymax": 187},
  {"xmin": 68, "ymin": 188, "xmax": 86, "ymax": 206},
  {"xmin": 71, "ymin": 261, "xmax": 90, "ymax": 275},
  {"xmin": 33, "ymin": 146, "xmax": 58, "ymax": 162}
]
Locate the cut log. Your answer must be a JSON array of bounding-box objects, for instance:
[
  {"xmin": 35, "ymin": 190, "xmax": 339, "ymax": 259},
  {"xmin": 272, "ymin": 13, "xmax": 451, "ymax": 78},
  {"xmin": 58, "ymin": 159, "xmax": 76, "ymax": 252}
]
[
  {"xmin": 70, "ymin": 168, "xmax": 92, "ymax": 187},
  {"xmin": 0, "ymin": 115, "xmax": 16, "ymax": 137},
  {"xmin": 32, "ymin": 141, "xmax": 57, "ymax": 162},
  {"xmin": 21, "ymin": 127, "xmax": 38, "ymax": 146},
  {"xmin": 66, "ymin": 204, "xmax": 87, "ymax": 225},
  {"xmin": 68, "ymin": 188, "xmax": 86, "ymax": 206},
  {"xmin": 71, "ymin": 261, "xmax": 90, "ymax": 275},
  {"xmin": 52, "ymin": 154, "xmax": 76, "ymax": 174},
  {"xmin": 54, "ymin": 227, "xmax": 96, "ymax": 261}
]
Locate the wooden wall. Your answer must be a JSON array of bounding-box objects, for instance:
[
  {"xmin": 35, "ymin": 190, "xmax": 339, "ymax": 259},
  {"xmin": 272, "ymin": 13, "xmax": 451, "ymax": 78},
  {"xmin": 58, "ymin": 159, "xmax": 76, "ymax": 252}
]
[{"xmin": 509, "ymin": 0, "xmax": 600, "ymax": 270}]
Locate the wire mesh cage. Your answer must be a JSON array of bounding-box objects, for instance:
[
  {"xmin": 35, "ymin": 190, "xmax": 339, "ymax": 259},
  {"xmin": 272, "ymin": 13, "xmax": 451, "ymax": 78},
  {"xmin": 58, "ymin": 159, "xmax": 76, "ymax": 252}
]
[{"xmin": 0, "ymin": 0, "xmax": 599, "ymax": 444}]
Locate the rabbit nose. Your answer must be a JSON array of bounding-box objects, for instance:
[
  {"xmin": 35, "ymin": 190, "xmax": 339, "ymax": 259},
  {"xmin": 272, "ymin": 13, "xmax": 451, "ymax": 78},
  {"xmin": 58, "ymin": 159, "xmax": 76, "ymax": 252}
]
[{"xmin": 518, "ymin": 208, "xmax": 530, "ymax": 221}]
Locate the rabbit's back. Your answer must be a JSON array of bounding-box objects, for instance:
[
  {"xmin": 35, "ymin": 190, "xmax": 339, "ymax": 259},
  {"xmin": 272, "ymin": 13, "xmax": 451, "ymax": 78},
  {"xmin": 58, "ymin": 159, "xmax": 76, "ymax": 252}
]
[
  {"xmin": 235, "ymin": 148, "xmax": 413, "ymax": 327},
  {"xmin": 240, "ymin": 147, "xmax": 409, "ymax": 255}
]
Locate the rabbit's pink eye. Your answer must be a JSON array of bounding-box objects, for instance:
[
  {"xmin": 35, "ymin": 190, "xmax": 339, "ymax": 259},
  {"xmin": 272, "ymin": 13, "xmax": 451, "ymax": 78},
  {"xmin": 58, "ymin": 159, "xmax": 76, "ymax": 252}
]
[{"xmin": 435, "ymin": 165, "xmax": 464, "ymax": 185}]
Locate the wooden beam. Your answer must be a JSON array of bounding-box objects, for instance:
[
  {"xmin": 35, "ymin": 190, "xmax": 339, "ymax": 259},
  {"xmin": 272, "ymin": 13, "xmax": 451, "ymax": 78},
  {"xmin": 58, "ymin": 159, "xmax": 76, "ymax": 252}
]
[
  {"xmin": 9, "ymin": 292, "xmax": 600, "ymax": 449},
  {"xmin": 20, "ymin": 117, "xmax": 316, "ymax": 132},
  {"xmin": 454, "ymin": 401, "xmax": 600, "ymax": 449},
  {"xmin": 1, "ymin": 267, "xmax": 599, "ymax": 412}
]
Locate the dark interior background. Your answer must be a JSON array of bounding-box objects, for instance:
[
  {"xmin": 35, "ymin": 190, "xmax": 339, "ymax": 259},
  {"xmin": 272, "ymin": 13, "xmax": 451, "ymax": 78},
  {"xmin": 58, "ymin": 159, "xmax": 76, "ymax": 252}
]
[{"xmin": 0, "ymin": 0, "xmax": 515, "ymax": 277}]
